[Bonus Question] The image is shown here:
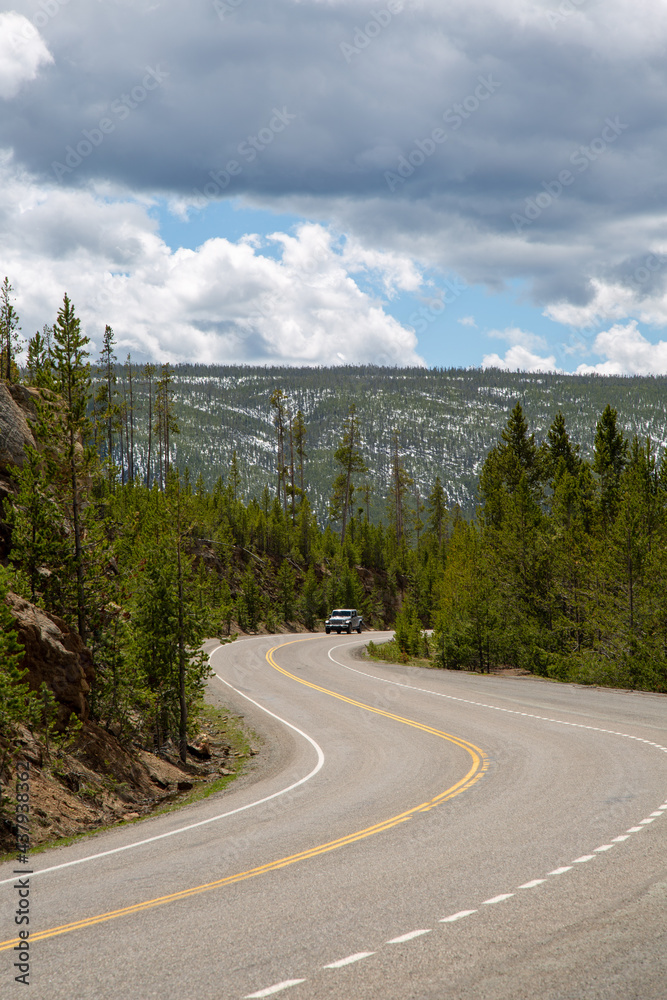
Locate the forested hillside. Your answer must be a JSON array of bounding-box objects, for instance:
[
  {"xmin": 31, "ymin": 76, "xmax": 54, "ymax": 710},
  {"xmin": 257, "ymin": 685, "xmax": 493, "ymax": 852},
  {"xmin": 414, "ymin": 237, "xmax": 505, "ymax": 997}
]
[
  {"xmin": 2, "ymin": 286, "xmax": 667, "ymax": 788},
  {"xmin": 94, "ymin": 362, "xmax": 667, "ymax": 520}
]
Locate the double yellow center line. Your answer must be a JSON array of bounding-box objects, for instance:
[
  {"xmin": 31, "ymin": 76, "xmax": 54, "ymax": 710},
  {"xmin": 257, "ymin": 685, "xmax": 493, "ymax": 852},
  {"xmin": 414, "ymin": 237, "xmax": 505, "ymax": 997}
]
[{"xmin": 0, "ymin": 639, "xmax": 488, "ymax": 951}]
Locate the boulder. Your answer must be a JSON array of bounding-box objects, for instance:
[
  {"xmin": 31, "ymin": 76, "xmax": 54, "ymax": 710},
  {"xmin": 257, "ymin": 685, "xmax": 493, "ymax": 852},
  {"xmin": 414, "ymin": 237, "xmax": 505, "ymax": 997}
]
[
  {"xmin": 5, "ymin": 592, "xmax": 95, "ymax": 725},
  {"xmin": 0, "ymin": 381, "xmax": 36, "ymax": 474}
]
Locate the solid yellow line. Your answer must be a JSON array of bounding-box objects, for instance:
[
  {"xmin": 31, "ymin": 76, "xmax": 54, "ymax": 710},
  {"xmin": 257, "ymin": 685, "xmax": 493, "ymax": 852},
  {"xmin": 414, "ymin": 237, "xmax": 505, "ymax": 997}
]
[{"xmin": 0, "ymin": 637, "xmax": 488, "ymax": 952}]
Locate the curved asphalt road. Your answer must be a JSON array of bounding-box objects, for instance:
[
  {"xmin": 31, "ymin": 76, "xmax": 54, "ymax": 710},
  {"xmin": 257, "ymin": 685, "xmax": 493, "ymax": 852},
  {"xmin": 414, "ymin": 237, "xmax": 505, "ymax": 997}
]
[{"xmin": 2, "ymin": 632, "xmax": 667, "ymax": 999}]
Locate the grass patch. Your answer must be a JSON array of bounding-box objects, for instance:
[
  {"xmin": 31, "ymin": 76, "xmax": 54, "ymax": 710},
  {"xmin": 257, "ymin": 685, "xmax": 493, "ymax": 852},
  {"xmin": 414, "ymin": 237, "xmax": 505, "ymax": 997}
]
[{"xmin": 365, "ymin": 638, "xmax": 433, "ymax": 668}]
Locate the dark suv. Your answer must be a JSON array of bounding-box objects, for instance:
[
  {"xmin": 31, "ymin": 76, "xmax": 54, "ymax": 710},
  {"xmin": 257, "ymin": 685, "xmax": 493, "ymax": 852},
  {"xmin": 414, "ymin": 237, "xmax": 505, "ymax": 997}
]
[{"xmin": 325, "ymin": 609, "xmax": 363, "ymax": 634}]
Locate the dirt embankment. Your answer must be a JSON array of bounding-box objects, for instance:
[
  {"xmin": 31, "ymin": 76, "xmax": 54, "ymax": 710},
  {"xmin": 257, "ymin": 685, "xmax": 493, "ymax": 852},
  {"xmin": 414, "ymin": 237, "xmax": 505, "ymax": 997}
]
[{"xmin": 0, "ymin": 712, "xmax": 251, "ymax": 856}]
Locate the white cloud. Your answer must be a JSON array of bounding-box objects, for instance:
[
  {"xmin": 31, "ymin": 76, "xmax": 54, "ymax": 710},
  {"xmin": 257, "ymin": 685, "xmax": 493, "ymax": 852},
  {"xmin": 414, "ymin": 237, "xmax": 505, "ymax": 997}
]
[
  {"xmin": 576, "ymin": 321, "xmax": 667, "ymax": 375},
  {"xmin": 481, "ymin": 326, "xmax": 560, "ymax": 371},
  {"xmin": 481, "ymin": 345, "xmax": 560, "ymax": 372},
  {"xmin": 458, "ymin": 315, "xmax": 477, "ymax": 327},
  {"xmin": 0, "ymin": 13, "xmax": 53, "ymax": 100},
  {"xmin": 0, "ymin": 158, "xmax": 425, "ymax": 368}
]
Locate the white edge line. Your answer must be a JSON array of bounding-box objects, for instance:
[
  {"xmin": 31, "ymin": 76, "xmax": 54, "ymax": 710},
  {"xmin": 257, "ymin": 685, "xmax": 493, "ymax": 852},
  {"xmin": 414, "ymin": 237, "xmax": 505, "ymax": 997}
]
[
  {"xmin": 0, "ymin": 646, "xmax": 325, "ymax": 887},
  {"xmin": 323, "ymin": 952, "xmax": 375, "ymax": 969}
]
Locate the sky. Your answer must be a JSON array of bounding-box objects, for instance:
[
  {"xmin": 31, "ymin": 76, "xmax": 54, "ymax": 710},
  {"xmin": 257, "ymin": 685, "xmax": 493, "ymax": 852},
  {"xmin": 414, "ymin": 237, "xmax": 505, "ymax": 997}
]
[{"xmin": 1, "ymin": 0, "xmax": 666, "ymax": 374}]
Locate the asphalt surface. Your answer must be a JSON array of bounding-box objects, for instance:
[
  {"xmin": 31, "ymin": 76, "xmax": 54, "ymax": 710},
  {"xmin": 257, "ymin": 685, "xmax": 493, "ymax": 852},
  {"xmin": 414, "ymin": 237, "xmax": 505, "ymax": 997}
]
[{"xmin": 2, "ymin": 632, "xmax": 666, "ymax": 1000}]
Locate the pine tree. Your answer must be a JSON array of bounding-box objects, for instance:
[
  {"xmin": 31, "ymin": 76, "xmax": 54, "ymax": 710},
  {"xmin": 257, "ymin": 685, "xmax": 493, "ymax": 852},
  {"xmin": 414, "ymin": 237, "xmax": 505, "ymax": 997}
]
[
  {"xmin": 49, "ymin": 294, "xmax": 92, "ymax": 640},
  {"xmin": 94, "ymin": 325, "xmax": 120, "ymax": 483},
  {"xmin": 387, "ymin": 430, "xmax": 414, "ymax": 546},
  {"xmin": 0, "ymin": 566, "xmax": 35, "ymax": 734},
  {"xmin": 270, "ymin": 388, "xmax": 289, "ymax": 513},
  {"xmin": 26, "ymin": 326, "xmax": 54, "ymax": 388},
  {"xmin": 0, "ymin": 277, "xmax": 22, "ymax": 383},
  {"xmin": 330, "ymin": 403, "xmax": 367, "ymax": 543},
  {"xmin": 594, "ymin": 404, "xmax": 628, "ymax": 527},
  {"xmin": 427, "ymin": 476, "xmax": 448, "ymax": 547},
  {"xmin": 293, "ymin": 408, "xmax": 307, "ymax": 499}
]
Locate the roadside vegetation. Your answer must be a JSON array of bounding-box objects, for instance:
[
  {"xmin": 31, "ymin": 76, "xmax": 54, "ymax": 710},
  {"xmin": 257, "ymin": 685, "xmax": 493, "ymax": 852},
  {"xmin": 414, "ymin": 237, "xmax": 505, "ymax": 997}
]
[{"xmin": 1, "ymin": 280, "xmax": 667, "ymax": 788}]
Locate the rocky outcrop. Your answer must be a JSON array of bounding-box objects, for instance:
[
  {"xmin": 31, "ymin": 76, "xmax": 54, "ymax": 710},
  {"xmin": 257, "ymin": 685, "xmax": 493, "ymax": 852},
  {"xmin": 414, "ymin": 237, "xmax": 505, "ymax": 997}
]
[
  {"xmin": 0, "ymin": 380, "xmax": 36, "ymax": 474},
  {"xmin": 5, "ymin": 593, "xmax": 95, "ymax": 725}
]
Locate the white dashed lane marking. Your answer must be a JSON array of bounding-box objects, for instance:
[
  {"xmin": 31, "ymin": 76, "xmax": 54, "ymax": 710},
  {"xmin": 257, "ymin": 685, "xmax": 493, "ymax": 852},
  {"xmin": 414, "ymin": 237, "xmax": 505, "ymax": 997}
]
[
  {"xmin": 387, "ymin": 929, "xmax": 432, "ymax": 944},
  {"xmin": 573, "ymin": 855, "xmax": 596, "ymax": 863},
  {"xmin": 518, "ymin": 879, "xmax": 546, "ymax": 889},
  {"xmin": 323, "ymin": 953, "xmax": 374, "ymax": 969},
  {"xmin": 245, "ymin": 981, "xmax": 306, "ymax": 998},
  {"xmin": 549, "ymin": 866, "xmax": 573, "ymax": 875},
  {"xmin": 482, "ymin": 893, "xmax": 514, "ymax": 905},
  {"xmin": 440, "ymin": 910, "xmax": 478, "ymax": 922}
]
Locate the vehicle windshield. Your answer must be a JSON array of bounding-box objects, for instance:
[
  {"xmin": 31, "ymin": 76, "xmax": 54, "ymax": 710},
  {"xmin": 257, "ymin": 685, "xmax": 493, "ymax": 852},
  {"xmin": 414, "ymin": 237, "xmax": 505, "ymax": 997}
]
[{"xmin": 330, "ymin": 610, "xmax": 353, "ymax": 618}]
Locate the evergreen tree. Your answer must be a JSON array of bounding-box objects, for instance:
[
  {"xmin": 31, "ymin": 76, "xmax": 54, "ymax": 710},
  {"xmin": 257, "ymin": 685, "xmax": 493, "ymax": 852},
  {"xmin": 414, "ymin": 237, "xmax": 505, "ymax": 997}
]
[
  {"xmin": 387, "ymin": 430, "xmax": 414, "ymax": 546},
  {"xmin": 594, "ymin": 404, "xmax": 628, "ymax": 526},
  {"xmin": 270, "ymin": 388, "xmax": 289, "ymax": 513},
  {"xmin": 545, "ymin": 410, "xmax": 580, "ymax": 482},
  {"xmin": 25, "ymin": 326, "xmax": 54, "ymax": 388},
  {"xmin": 0, "ymin": 566, "xmax": 35, "ymax": 734},
  {"xmin": 94, "ymin": 325, "xmax": 120, "ymax": 483},
  {"xmin": 330, "ymin": 403, "xmax": 367, "ymax": 543},
  {"xmin": 49, "ymin": 294, "xmax": 92, "ymax": 640},
  {"xmin": 427, "ymin": 476, "xmax": 447, "ymax": 546},
  {"xmin": 0, "ymin": 276, "xmax": 22, "ymax": 383},
  {"xmin": 293, "ymin": 408, "xmax": 307, "ymax": 499}
]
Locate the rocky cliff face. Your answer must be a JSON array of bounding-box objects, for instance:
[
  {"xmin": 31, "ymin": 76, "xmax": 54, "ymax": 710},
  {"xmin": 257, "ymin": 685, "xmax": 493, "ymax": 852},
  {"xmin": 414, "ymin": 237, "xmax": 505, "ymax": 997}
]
[
  {"xmin": 5, "ymin": 593, "xmax": 95, "ymax": 725},
  {"xmin": 0, "ymin": 380, "xmax": 37, "ymax": 474}
]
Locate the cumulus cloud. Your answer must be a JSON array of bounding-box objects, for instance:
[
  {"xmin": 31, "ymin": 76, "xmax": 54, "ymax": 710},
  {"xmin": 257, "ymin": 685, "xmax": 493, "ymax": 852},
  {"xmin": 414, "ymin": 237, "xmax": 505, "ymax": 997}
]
[
  {"xmin": 0, "ymin": 158, "xmax": 424, "ymax": 367},
  {"xmin": 2, "ymin": 0, "xmax": 667, "ymax": 364},
  {"xmin": 576, "ymin": 321, "xmax": 667, "ymax": 375},
  {"xmin": 482, "ymin": 326, "xmax": 560, "ymax": 372},
  {"xmin": 458, "ymin": 315, "xmax": 477, "ymax": 327},
  {"xmin": 0, "ymin": 13, "xmax": 53, "ymax": 100}
]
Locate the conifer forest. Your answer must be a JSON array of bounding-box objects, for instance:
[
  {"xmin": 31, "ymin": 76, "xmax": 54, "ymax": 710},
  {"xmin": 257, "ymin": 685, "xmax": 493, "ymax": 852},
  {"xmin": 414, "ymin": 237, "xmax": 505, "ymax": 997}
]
[{"xmin": 2, "ymin": 287, "xmax": 667, "ymax": 758}]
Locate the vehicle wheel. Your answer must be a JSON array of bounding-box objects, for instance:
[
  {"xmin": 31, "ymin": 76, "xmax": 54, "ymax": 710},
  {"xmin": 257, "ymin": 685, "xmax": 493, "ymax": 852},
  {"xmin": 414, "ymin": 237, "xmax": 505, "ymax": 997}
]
[
  {"xmin": 357, "ymin": 626, "xmax": 362, "ymax": 634},
  {"xmin": 336, "ymin": 629, "xmax": 341, "ymax": 634},
  {"xmin": 325, "ymin": 628, "xmax": 330, "ymax": 634},
  {"xmin": 347, "ymin": 624, "xmax": 351, "ymax": 634}
]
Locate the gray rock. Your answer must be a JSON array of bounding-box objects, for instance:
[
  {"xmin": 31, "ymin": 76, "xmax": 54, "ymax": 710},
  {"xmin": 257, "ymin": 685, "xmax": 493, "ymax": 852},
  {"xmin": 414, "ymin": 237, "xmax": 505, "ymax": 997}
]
[
  {"xmin": 5, "ymin": 592, "xmax": 95, "ymax": 725},
  {"xmin": 0, "ymin": 380, "xmax": 36, "ymax": 473}
]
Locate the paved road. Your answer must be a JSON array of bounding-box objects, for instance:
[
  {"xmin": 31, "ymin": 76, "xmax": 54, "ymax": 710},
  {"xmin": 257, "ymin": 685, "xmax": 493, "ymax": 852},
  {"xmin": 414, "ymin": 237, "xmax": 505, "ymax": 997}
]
[{"xmin": 2, "ymin": 633, "xmax": 667, "ymax": 999}]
